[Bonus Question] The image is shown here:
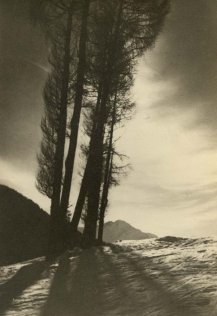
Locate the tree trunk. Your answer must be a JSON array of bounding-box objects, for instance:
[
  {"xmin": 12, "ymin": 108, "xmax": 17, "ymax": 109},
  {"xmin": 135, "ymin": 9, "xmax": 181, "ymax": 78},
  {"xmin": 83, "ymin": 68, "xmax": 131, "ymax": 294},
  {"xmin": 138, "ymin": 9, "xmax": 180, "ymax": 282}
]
[
  {"xmin": 70, "ymin": 159, "xmax": 89, "ymax": 232},
  {"xmin": 98, "ymin": 95, "xmax": 116, "ymax": 244},
  {"xmin": 70, "ymin": 87, "xmax": 102, "ymax": 234},
  {"xmin": 83, "ymin": 127, "xmax": 104, "ymax": 246},
  {"xmin": 82, "ymin": 79, "xmax": 111, "ymax": 246},
  {"xmin": 60, "ymin": 0, "xmax": 90, "ymax": 220},
  {"xmin": 97, "ymin": 154, "xmax": 113, "ymax": 244}
]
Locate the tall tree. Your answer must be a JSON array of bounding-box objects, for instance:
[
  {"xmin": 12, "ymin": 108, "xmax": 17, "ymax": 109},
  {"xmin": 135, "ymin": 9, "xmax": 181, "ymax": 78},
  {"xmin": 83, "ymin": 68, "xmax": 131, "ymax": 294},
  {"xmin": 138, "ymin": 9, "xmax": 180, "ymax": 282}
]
[
  {"xmin": 81, "ymin": 0, "xmax": 125, "ymax": 246},
  {"xmin": 97, "ymin": 89, "xmax": 133, "ymax": 243},
  {"xmin": 60, "ymin": 0, "xmax": 91, "ymax": 221},
  {"xmin": 36, "ymin": 72, "xmax": 61, "ymax": 200},
  {"xmin": 50, "ymin": 2, "xmax": 74, "ymax": 219},
  {"xmin": 35, "ymin": 0, "xmax": 170, "ymax": 250},
  {"xmin": 81, "ymin": 0, "xmax": 170, "ymax": 246},
  {"xmin": 35, "ymin": 0, "xmax": 78, "ymax": 254}
]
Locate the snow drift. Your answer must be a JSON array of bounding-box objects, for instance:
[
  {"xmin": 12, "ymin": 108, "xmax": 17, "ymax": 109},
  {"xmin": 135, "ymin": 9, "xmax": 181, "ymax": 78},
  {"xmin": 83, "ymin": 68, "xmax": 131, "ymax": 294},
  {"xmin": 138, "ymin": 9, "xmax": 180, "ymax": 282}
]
[{"xmin": 0, "ymin": 237, "xmax": 217, "ymax": 315}]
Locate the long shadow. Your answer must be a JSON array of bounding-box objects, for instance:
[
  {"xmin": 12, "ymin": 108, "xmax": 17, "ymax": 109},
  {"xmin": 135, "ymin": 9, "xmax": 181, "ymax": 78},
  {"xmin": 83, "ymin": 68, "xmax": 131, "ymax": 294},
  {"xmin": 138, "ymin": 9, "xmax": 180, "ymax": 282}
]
[
  {"xmin": 40, "ymin": 244, "xmax": 210, "ymax": 316},
  {"xmin": 41, "ymin": 249, "xmax": 105, "ymax": 316},
  {"xmin": 96, "ymin": 247, "xmax": 147, "ymax": 315},
  {"xmin": 0, "ymin": 260, "xmax": 48, "ymax": 315},
  {"xmin": 106, "ymin": 244, "xmax": 209, "ymax": 315}
]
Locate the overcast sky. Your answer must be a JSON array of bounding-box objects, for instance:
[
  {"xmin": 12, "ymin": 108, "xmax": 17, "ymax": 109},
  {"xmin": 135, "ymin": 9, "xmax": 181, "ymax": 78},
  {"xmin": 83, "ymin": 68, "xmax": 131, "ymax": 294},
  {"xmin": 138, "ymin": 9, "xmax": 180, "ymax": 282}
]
[{"xmin": 1, "ymin": 0, "xmax": 217, "ymax": 237}]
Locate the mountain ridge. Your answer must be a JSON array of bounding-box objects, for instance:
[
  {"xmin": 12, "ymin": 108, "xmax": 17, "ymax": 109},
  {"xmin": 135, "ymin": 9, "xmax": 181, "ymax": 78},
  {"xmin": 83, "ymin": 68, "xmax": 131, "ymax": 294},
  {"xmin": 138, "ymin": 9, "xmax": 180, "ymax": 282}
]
[{"xmin": 103, "ymin": 220, "xmax": 157, "ymax": 242}]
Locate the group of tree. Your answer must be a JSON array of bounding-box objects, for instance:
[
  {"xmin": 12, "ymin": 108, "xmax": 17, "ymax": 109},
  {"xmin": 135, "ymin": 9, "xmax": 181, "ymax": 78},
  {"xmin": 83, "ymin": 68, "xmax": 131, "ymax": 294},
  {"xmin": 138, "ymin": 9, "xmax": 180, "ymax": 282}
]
[{"xmin": 32, "ymin": 0, "xmax": 170, "ymax": 256}]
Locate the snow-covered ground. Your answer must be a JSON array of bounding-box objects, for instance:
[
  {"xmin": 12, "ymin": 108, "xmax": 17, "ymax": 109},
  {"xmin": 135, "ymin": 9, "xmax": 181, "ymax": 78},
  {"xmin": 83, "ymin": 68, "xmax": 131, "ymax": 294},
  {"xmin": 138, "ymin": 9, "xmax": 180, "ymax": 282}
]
[{"xmin": 0, "ymin": 237, "xmax": 217, "ymax": 316}]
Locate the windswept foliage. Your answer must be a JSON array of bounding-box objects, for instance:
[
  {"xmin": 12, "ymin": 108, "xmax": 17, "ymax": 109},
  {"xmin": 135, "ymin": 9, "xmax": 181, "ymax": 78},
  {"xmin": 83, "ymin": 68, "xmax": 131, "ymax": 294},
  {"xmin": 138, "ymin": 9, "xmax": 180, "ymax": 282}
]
[{"xmin": 34, "ymin": 0, "xmax": 170, "ymax": 252}]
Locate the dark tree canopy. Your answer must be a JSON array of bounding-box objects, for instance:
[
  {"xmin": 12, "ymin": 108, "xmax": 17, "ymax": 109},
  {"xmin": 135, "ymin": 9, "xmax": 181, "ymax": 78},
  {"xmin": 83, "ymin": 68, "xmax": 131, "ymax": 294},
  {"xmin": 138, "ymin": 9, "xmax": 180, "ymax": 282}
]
[{"xmin": 34, "ymin": 0, "xmax": 170, "ymax": 251}]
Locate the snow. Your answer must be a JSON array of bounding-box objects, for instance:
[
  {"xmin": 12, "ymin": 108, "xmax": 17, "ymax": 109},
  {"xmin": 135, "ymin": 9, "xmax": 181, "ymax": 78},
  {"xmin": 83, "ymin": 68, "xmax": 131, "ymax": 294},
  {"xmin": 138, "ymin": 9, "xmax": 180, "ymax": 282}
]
[{"xmin": 0, "ymin": 238, "xmax": 217, "ymax": 315}]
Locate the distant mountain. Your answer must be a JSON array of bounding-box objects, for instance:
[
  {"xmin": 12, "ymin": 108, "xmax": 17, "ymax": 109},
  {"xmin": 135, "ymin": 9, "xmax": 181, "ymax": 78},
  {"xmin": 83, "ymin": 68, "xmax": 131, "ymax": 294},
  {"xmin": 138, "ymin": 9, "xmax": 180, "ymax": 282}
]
[
  {"xmin": 102, "ymin": 220, "xmax": 157, "ymax": 242},
  {"xmin": 0, "ymin": 185, "xmax": 49, "ymax": 265},
  {"xmin": 78, "ymin": 220, "xmax": 156, "ymax": 242}
]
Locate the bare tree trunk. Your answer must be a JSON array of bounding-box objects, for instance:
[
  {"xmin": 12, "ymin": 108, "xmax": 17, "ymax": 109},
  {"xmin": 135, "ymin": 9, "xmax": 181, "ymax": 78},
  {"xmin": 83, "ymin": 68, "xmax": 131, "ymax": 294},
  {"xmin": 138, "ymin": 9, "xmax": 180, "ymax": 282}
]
[
  {"xmin": 98, "ymin": 153, "xmax": 113, "ymax": 244},
  {"xmin": 82, "ymin": 77, "xmax": 111, "ymax": 246},
  {"xmin": 70, "ymin": 158, "xmax": 89, "ymax": 232},
  {"xmin": 83, "ymin": 124, "xmax": 105, "ymax": 245},
  {"xmin": 98, "ymin": 94, "xmax": 117, "ymax": 244},
  {"xmin": 70, "ymin": 88, "xmax": 102, "ymax": 234},
  {"xmin": 60, "ymin": 0, "xmax": 90, "ymax": 221}
]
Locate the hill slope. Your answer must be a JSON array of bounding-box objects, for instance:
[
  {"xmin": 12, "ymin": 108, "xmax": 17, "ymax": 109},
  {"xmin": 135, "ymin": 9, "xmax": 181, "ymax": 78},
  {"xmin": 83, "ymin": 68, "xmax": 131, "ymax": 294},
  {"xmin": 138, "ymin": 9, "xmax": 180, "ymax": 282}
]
[
  {"xmin": 0, "ymin": 185, "xmax": 49, "ymax": 265},
  {"xmin": 103, "ymin": 220, "xmax": 157, "ymax": 242}
]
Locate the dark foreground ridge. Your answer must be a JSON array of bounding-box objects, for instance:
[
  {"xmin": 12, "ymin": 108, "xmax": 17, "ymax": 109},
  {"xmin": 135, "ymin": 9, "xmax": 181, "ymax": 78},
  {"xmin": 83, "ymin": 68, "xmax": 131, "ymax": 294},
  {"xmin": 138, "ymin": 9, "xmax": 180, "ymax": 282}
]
[{"xmin": 0, "ymin": 185, "xmax": 49, "ymax": 265}]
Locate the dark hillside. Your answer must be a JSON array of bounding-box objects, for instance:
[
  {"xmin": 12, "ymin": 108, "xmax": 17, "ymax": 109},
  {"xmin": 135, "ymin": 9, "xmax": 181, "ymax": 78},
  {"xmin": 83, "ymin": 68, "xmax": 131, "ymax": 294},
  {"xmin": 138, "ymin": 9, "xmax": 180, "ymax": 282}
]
[{"xmin": 0, "ymin": 185, "xmax": 49, "ymax": 265}]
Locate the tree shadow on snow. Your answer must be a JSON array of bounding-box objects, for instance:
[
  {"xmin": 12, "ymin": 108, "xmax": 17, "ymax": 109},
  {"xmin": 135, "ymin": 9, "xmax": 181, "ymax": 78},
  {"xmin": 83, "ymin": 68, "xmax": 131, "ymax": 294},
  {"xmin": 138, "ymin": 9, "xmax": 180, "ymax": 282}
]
[
  {"xmin": 40, "ymin": 249, "xmax": 105, "ymax": 316},
  {"xmin": 0, "ymin": 260, "xmax": 48, "ymax": 315},
  {"xmin": 106, "ymin": 244, "xmax": 210, "ymax": 316},
  {"xmin": 40, "ymin": 244, "xmax": 211, "ymax": 316}
]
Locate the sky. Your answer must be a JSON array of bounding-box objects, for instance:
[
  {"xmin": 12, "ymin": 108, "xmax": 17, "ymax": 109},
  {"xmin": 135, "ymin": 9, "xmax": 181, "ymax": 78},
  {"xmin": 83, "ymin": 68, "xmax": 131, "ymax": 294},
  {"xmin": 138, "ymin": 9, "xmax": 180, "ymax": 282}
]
[{"xmin": 1, "ymin": 0, "xmax": 217, "ymax": 237}]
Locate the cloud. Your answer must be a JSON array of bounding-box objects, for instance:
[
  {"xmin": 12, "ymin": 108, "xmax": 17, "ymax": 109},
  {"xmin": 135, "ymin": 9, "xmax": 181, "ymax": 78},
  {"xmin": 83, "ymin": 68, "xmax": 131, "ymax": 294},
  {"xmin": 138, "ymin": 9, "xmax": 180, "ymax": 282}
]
[
  {"xmin": 0, "ymin": 158, "xmax": 50, "ymax": 210},
  {"xmin": 111, "ymin": 0, "xmax": 217, "ymax": 237},
  {"xmin": 1, "ymin": 0, "xmax": 217, "ymax": 238},
  {"xmin": 0, "ymin": 0, "xmax": 48, "ymax": 169},
  {"xmin": 143, "ymin": 0, "xmax": 217, "ymax": 130}
]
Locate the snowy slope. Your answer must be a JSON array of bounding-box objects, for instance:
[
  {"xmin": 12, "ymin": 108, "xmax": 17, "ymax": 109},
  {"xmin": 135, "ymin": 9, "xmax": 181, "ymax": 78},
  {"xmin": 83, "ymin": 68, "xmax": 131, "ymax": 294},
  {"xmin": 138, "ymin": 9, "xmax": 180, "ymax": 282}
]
[{"xmin": 0, "ymin": 238, "xmax": 217, "ymax": 316}]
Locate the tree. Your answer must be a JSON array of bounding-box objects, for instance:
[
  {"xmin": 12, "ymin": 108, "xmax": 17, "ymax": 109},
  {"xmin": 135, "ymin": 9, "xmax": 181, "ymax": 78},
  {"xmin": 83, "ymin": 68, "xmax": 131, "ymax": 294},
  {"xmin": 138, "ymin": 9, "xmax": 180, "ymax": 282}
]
[
  {"xmin": 36, "ymin": 73, "xmax": 61, "ymax": 200},
  {"xmin": 97, "ymin": 88, "xmax": 134, "ymax": 243},
  {"xmin": 35, "ymin": 0, "xmax": 78, "ymax": 255},
  {"xmin": 35, "ymin": 0, "xmax": 170, "ymax": 250},
  {"xmin": 60, "ymin": 0, "xmax": 91, "ymax": 221},
  {"xmin": 78, "ymin": 0, "xmax": 170, "ymax": 246}
]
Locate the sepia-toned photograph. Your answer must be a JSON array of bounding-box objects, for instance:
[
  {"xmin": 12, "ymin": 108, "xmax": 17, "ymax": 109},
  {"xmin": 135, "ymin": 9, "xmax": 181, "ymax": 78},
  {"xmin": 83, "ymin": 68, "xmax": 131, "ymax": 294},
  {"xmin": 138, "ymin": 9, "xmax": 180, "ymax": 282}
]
[{"xmin": 0, "ymin": 0, "xmax": 217, "ymax": 315}]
